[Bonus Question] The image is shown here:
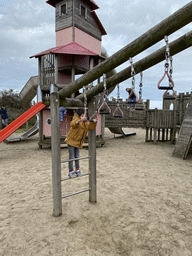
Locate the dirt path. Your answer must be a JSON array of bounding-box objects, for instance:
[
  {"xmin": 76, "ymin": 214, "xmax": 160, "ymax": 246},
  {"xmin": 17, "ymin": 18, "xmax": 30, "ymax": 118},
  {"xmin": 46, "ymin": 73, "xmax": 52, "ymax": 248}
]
[{"xmin": 1, "ymin": 128, "xmax": 192, "ymax": 256}]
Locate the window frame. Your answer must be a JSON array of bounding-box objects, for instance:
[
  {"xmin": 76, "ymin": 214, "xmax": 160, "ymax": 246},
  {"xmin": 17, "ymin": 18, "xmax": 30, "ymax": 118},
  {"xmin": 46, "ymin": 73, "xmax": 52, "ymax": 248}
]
[
  {"xmin": 79, "ymin": 4, "xmax": 87, "ymax": 19},
  {"xmin": 59, "ymin": 2, "xmax": 68, "ymax": 16}
]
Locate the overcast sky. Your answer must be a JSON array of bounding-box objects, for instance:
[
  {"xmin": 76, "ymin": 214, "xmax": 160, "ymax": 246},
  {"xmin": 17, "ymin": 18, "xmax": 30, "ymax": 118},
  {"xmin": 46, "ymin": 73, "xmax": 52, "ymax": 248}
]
[{"xmin": 0, "ymin": 0, "xmax": 192, "ymax": 107}]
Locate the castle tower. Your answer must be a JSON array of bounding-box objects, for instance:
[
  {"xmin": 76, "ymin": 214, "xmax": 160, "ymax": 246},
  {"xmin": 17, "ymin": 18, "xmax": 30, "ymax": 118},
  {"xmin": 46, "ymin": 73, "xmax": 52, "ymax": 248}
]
[
  {"xmin": 31, "ymin": 0, "xmax": 106, "ymax": 87},
  {"xmin": 47, "ymin": 0, "xmax": 106, "ymax": 54}
]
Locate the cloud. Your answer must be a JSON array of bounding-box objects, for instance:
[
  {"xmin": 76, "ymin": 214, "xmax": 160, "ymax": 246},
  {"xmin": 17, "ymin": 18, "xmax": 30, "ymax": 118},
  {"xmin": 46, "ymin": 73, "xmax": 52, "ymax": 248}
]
[{"xmin": 0, "ymin": 0, "xmax": 191, "ymax": 103}]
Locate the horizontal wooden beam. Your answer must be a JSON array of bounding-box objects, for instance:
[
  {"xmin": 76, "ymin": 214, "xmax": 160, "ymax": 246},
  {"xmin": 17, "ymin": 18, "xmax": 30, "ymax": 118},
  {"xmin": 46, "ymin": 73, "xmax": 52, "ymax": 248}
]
[
  {"xmin": 60, "ymin": 97, "xmax": 84, "ymax": 107},
  {"xmin": 76, "ymin": 31, "xmax": 192, "ymax": 101},
  {"xmin": 59, "ymin": 2, "xmax": 192, "ymax": 99}
]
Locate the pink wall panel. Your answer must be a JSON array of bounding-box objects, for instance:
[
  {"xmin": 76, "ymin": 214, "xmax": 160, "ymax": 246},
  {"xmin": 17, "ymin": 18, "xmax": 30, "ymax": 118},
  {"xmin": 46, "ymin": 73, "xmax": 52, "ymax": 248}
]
[
  {"xmin": 58, "ymin": 54, "xmax": 72, "ymax": 67},
  {"xmin": 56, "ymin": 27, "xmax": 73, "ymax": 47},
  {"xmin": 42, "ymin": 109, "xmax": 102, "ymax": 137},
  {"xmin": 75, "ymin": 28, "xmax": 101, "ymax": 55}
]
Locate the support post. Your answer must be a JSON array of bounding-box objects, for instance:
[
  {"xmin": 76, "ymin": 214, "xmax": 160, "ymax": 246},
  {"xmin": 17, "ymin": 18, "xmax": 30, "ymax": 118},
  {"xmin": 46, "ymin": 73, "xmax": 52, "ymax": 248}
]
[
  {"xmin": 153, "ymin": 108, "xmax": 157, "ymax": 144},
  {"xmin": 38, "ymin": 58, "xmax": 43, "ymax": 148},
  {"xmin": 51, "ymin": 92, "xmax": 62, "ymax": 217},
  {"xmin": 88, "ymin": 101, "xmax": 97, "ymax": 204},
  {"xmin": 55, "ymin": 54, "xmax": 58, "ymax": 92}
]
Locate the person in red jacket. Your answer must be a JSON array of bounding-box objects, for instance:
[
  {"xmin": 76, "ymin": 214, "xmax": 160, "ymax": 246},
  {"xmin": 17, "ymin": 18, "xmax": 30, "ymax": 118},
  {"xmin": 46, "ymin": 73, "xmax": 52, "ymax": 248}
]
[{"xmin": 65, "ymin": 109, "xmax": 97, "ymax": 178}]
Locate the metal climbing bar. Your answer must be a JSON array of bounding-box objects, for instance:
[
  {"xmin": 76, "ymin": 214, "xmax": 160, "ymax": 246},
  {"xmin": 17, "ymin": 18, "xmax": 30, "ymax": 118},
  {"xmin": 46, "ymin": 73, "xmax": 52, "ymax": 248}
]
[
  {"xmin": 61, "ymin": 172, "xmax": 90, "ymax": 181},
  {"xmin": 62, "ymin": 188, "xmax": 91, "ymax": 199},
  {"xmin": 61, "ymin": 155, "xmax": 92, "ymax": 198},
  {"xmin": 61, "ymin": 155, "xmax": 91, "ymax": 163}
]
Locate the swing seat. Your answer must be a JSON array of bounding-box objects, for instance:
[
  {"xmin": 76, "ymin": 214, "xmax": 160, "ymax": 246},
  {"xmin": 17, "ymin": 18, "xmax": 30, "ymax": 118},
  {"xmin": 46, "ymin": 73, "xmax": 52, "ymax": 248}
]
[
  {"xmin": 113, "ymin": 114, "xmax": 123, "ymax": 118},
  {"xmin": 163, "ymin": 95, "xmax": 176, "ymax": 100},
  {"xmin": 158, "ymin": 86, "xmax": 173, "ymax": 90},
  {"xmin": 135, "ymin": 107, "xmax": 145, "ymax": 110},
  {"xmin": 99, "ymin": 110, "xmax": 111, "ymax": 114}
]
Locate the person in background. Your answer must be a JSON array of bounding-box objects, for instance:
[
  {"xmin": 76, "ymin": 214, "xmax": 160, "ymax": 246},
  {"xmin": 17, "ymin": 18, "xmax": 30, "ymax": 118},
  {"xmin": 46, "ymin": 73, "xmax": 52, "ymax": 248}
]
[
  {"xmin": 0, "ymin": 105, "xmax": 8, "ymax": 127},
  {"xmin": 65, "ymin": 109, "xmax": 97, "ymax": 178},
  {"xmin": 60, "ymin": 106, "xmax": 67, "ymax": 123},
  {"xmin": 126, "ymin": 88, "xmax": 137, "ymax": 108}
]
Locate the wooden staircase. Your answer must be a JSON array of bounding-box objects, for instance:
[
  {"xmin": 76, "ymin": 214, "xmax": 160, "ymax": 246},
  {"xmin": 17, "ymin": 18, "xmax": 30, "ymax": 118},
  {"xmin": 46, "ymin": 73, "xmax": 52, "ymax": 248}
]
[{"xmin": 172, "ymin": 95, "xmax": 192, "ymax": 159}]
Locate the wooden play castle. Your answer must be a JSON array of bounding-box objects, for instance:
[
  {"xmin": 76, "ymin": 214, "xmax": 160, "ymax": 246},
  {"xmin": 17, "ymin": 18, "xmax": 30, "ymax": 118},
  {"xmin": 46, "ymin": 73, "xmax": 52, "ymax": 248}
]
[{"xmin": 30, "ymin": 0, "xmax": 107, "ymax": 147}]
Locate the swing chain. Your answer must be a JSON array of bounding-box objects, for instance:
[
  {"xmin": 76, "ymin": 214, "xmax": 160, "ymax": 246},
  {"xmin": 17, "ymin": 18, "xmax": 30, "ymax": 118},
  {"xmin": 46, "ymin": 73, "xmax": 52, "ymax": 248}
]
[
  {"xmin": 164, "ymin": 35, "xmax": 170, "ymax": 60},
  {"xmin": 83, "ymin": 86, "xmax": 87, "ymax": 115},
  {"xmin": 103, "ymin": 73, "xmax": 108, "ymax": 101},
  {"xmin": 129, "ymin": 57, "xmax": 135, "ymax": 90},
  {"xmin": 139, "ymin": 72, "xmax": 143, "ymax": 99},
  {"xmin": 169, "ymin": 56, "xmax": 173, "ymax": 87},
  {"xmin": 164, "ymin": 35, "xmax": 170, "ymax": 73},
  {"xmin": 116, "ymin": 84, "xmax": 120, "ymax": 106}
]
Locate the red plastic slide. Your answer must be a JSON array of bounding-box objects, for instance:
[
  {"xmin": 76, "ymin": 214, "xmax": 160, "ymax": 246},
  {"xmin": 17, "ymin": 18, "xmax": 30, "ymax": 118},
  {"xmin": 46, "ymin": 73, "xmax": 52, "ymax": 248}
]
[{"xmin": 0, "ymin": 102, "xmax": 46, "ymax": 143}]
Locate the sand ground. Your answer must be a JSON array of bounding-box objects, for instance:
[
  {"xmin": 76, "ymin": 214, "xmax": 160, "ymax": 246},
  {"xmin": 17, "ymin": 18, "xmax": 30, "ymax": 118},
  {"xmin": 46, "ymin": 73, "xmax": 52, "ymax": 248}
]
[{"xmin": 0, "ymin": 128, "xmax": 192, "ymax": 256}]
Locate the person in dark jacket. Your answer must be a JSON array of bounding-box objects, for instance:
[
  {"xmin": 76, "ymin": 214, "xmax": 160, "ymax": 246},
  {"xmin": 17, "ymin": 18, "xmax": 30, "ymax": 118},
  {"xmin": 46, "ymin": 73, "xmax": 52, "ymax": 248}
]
[
  {"xmin": 0, "ymin": 105, "xmax": 8, "ymax": 127},
  {"xmin": 65, "ymin": 109, "xmax": 97, "ymax": 178},
  {"xmin": 126, "ymin": 88, "xmax": 137, "ymax": 108}
]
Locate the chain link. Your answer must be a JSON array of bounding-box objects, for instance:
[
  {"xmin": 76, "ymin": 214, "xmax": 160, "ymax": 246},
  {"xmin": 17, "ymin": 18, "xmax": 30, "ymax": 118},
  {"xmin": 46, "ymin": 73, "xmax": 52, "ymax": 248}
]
[{"xmin": 129, "ymin": 57, "xmax": 135, "ymax": 90}]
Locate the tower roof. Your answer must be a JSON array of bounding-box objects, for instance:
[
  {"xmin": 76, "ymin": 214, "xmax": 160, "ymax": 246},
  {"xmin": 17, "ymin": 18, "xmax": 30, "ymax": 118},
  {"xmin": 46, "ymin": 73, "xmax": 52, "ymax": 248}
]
[
  {"xmin": 30, "ymin": 42, "xmax": 105, "ymax": 58},
  {"xmin": 91, "ymin": 11, "xmax": 106, "ymax": 36},
  {"xmin": 46, "ymin": 0, "xmax": 99, "ymax": 10}
]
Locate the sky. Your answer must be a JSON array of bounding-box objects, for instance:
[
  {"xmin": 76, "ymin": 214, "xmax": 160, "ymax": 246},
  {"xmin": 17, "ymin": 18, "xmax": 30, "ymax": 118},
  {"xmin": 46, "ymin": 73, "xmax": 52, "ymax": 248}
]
[{"xmin": 0, "ymin": 0, "xmax": 192, "ymax": 108}]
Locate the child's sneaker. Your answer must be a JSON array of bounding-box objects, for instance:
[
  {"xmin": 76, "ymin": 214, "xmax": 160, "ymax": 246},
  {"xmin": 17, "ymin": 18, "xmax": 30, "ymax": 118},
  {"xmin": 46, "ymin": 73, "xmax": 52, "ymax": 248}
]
[
  {"xmin": 75, "ymin": 169, "xmax": 82, "ymax": 177},
  {"xmin": 68, "ymin": 171, "xmax": 77, "ymax": 178}
]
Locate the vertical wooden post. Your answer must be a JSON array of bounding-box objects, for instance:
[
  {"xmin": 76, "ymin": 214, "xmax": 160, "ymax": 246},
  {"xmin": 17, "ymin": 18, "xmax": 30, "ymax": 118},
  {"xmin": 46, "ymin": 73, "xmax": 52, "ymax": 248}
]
[
  {"xmin": 50, "ymin": 92, "xmax": 62, "ymax": 217},
  {"xmin": 146, "ymin": 99, "xmax": 150, "ymax": 110},
  {"xmin": 171, "ymin": 110, "xmax": 177, "ymax": 144},
  {"xmin": 179, "ymin": 93, "xmax": 184, "ymax": 124},
  {"xmin": 88, "ymin": 101, "xmax": 97, "ymax": 204},
  {"xmin": 71, "ymin": 57, "xmax": 75, "ymax": 98},
  {"xmin": 55, "ymin": 54, "xmax": 58, "ymax": 91},
  {"xmin": 38, "ymin": 57, "xmax": 43, "ymax": 148},
  {"xmin": 145, "ymin": 127, "xmax": 149, "ymax": 142},
  {"xmin": 153, "ymin": 108, "xmax": 157, "ymax": 144},
  {"xmin": 162, "ymin": 129, "xmax": 165, "ymax": 142},
  {"xmin": 145, "ymin": 110, "xmax": 149, "ymax": 142}
]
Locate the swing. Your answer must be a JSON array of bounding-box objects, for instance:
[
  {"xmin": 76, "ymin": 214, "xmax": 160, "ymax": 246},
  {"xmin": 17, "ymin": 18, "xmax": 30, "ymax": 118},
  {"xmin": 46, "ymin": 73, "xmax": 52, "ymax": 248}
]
[
  {"xmin": 157, "ymin": 36, "xmax": 176, "ymax": 100},
  {"xmin": 127, "ymin": 58, "xmax": 138, "ymax": 108},
  {"xmin": 163, "ymin": 89, "xmax": 177, "ymax": 100},
  {"xmin": 98, "ymin": 74, "xmax": 111, "ymax": 115},
  {"xmin": 135, "ymin": 72, "xmax": 146, "ymax": 110},
  {"xmin": 113, "ymin": 84, "xmax": 124, "ymax": 118}
]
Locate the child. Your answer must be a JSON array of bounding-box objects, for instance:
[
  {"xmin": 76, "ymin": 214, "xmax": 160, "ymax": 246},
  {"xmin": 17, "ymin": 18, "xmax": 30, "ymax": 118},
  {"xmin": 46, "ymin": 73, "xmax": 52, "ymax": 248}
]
[
  {"xmin": 59, "ymin": 106, "xmax": 66, "ymax": 123},
  {"xmin": 0, "ymin": 105, "xmax": 8, "ymax": 127},
  {"xmin": 65, "ymin": 109, "xmax": 97, "ymax": 178},
  {"xmin": 126, "ymin": 88, "xmax": 137, "ymax": 108}
]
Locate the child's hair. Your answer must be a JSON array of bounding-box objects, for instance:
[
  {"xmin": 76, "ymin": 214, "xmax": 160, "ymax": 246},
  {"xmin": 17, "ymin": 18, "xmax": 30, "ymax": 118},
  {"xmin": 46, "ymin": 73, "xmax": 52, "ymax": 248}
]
[{"xmin": 76, "ymin": 109, "xmax": 84, "ymax": 116}]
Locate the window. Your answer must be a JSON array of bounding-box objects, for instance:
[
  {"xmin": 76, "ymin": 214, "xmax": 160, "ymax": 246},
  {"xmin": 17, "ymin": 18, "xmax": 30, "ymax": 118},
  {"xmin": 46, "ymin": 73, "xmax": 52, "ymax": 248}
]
[
  {"xmin": 60, "ymin": 3, "xmax": 67, "ymax": 16},
  {"xmin": 79, "ymin": 4, "xmax": 87, "ymax": 19},
  {"xmin": 81, "ymin": 5, "xmax": 86, "ymax": 18}
]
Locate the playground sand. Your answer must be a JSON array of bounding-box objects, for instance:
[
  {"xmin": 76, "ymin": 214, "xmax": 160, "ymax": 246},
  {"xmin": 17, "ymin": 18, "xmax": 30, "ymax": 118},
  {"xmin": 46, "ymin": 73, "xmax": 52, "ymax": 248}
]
[{"xmin": 1, "ymin": 127, "xmax": 192, "ymax": 256}]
